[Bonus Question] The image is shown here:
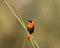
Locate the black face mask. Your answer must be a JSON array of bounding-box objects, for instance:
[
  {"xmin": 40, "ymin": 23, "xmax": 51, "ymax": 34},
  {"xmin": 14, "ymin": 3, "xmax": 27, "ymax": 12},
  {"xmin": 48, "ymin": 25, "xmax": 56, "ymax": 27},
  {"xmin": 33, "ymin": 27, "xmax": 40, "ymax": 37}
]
[{"xmin": 28, "ymin": 20, "xmax": 32, "ymax": 23}]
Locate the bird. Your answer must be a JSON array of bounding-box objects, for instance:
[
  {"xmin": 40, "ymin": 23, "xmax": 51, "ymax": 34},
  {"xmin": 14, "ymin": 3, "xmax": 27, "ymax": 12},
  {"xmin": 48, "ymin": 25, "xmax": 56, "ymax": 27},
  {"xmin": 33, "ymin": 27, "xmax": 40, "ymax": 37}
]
[{"xmin": 26, "ymin": 20, "xmax": 34, "ymax": 40}]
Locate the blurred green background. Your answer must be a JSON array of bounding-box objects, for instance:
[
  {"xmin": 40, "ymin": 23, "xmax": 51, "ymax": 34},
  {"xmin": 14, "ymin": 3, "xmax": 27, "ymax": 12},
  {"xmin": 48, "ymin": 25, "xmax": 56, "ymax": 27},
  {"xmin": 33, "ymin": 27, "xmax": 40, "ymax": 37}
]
[{"xmin": 0, "ymin": 0, "xmax": 60, "ymax": 48}]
